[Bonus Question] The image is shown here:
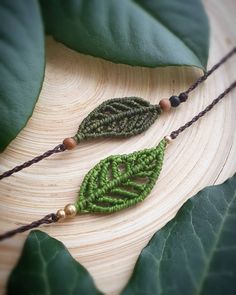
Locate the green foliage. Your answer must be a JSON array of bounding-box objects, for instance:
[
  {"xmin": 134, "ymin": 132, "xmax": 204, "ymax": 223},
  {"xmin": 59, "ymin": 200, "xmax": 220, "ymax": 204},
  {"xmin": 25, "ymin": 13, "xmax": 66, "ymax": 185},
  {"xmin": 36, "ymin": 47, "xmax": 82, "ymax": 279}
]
[
  {"xmin": 121, "ymin": 173, "xmax": 236, "ymax": 295},
  {"xmin": 0, "ymin": 0, "xmax": 210, "ymax": 151},
  {"xmin": 40, "ymin": 0, "xmax": 209, "ymax": 69},
  {"xmin": 75, "ymin": 97, "xmax": 161, "ymax": 142},
  {"xmin": 76, "ymin": 140, "xmax": 166, "ymax": 213},
  {"xmin": 0, "ymin": 0, "xmax": 45, "ymax": 152},
  {"xmin": 7, "ymin": 174, "xmax": 236, "ymax": 294},
  {"xmin": 7, "ymin": 230, "xmax": 103, "ymax": 295}
]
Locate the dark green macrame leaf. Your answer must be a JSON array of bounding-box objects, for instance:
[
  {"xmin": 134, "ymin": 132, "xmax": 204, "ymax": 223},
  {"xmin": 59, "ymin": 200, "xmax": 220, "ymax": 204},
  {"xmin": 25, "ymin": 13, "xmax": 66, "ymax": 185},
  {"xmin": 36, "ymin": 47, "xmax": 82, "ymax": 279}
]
[
  {"xmin": 76, "ymin": 139, "xmax": 166, "ymax": 213},
  {"xmin": 75, "ymin": 97, "xmax": 161, "ymax": 142}
]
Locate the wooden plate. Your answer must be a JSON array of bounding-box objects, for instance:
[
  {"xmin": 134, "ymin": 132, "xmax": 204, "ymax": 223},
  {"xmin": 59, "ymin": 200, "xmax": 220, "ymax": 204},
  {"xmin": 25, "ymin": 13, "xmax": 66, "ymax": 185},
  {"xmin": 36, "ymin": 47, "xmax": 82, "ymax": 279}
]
[{"xmin": 0, "ymin": 0, "xmax": 235, "ymax": 294}]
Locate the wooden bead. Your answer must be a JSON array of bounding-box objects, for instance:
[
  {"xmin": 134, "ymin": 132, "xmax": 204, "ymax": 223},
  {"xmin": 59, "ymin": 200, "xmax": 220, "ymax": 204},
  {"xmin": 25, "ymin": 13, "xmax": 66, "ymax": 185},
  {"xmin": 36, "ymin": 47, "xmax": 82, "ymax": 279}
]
[
  {"xmin": 64, "ymin": 204, "xmax": 77, "ymax": 218},
  {"xmin": 63, "ymin": 137, "xmax": 77, "ymax": 150},
  {"xmin": 56, "ymin": 209, "xmax": 66, "ymax": 220},
  {"xmin": 159, "ymin": 99, "xmax": 171, "ymax": 112},
  {"xmin": 164, "ymin": 135, "xmax": 173, "ymax": 144}
]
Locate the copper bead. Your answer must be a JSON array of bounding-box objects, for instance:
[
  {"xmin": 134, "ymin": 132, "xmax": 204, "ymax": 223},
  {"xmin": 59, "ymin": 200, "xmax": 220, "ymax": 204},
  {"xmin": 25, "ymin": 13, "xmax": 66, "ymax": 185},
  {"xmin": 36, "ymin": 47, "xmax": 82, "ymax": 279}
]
[
  {"xmin": 159, "ymin": 99, "xmax": 171, "ymax": 112},
  {"xmin": 63, "ymin": 137, "xmax": 77, "ymax": 150}
]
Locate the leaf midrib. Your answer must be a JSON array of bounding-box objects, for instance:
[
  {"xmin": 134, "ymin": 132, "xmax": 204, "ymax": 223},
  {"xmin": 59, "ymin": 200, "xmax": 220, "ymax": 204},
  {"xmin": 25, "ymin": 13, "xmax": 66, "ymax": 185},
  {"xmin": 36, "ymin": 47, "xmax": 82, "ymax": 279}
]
[
  {"xmin": 132, "ymin": 0, "xmax": 202, "ymax": 67},
  {"xmin": 93, "ymin": 155, "xmax": 161, "ymax": 198},
  {"xmin": 34, "ymin": 233, "xmax": 51, "ymax": 295},
  {"xmin": 196, "ymin": 190, "xmax": 236, "ymax": 294},
  {"xmin": 84, "ymin": 105, "xmax": 158, "ymax": 130}
]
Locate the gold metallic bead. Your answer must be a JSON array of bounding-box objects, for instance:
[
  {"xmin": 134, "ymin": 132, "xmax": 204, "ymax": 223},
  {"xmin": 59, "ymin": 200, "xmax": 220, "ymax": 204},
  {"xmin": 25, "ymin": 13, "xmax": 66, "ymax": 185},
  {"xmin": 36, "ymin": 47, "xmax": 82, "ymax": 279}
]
[
  {"xmin": 64, "ymin": 204, "xmax": 77, "ymax": 218},
  {"xmin": 56, "ymin": 209, "xmax": 66, "ymax": 220},
  {"xmin": 164, "ymin": 135, "xmax": 173, "ymax": 144}
]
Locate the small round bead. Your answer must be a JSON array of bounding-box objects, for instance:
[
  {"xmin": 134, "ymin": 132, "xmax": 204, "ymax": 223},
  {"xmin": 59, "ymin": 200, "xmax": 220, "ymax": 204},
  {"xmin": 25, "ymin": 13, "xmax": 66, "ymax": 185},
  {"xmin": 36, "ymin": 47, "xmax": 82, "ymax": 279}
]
[
  {"xmin": 169, "ymin": 96, "xmax": 181, "ymax": 107},
  {"xmin": 56, "ymin": 209, "xmax": 66, "ymax": 220},
  {"xmin": 164, "ymin": 135, "xmax": 173, "ymax": 144},
  {"xmin": 64, "ymin": 204, "xmax": 77, "ymax": 218},
  {"xmin": 159, "ymin": 99, "xmax": 171, "ymax": 112},
  {"xmin": 63, "ymin": 137, "xmax": 77, "ymax": 150},
  {"xmin": 179, "ymin": 92, "xmax": 188, "ymax": 102}
]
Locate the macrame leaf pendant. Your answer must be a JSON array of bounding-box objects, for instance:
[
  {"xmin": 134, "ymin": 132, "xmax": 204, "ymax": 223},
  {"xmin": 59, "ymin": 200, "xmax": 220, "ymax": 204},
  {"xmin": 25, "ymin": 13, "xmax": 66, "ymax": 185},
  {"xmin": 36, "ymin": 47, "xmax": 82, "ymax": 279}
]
[
  {"xmin": 75, "ymin": 97, "xmax": 161, "ymax": 142},
  {"xmin": 76, "ymin": 139, "xmax": 166, "ymax": 214}
]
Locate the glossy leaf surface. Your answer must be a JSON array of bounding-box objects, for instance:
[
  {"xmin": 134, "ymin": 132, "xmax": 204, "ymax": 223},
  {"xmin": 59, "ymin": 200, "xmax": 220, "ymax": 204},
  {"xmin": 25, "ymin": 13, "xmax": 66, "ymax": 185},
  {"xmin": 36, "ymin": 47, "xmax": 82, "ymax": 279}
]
[
  {"xmin": 7, "ymin": 230, "xmax": 103, "ymax": 295},
  {"xmin": 122, "ymin": 174, "xmax": 236, "ymax": 295},
  {"xmin": 0, "ymin": 0, "xmax": 45, "ymax": 151},
  {"xmin": 40, "ymin": 0, "xmax": 209, "ymax": 69}
]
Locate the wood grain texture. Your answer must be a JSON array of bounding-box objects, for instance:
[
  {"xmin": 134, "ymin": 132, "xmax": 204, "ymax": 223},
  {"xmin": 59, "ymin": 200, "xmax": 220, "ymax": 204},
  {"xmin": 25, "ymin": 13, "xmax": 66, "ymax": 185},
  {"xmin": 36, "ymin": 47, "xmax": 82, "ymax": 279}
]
[{"xmin": 0, "ymin": 0, "xmax": 235, "ymax": 294}]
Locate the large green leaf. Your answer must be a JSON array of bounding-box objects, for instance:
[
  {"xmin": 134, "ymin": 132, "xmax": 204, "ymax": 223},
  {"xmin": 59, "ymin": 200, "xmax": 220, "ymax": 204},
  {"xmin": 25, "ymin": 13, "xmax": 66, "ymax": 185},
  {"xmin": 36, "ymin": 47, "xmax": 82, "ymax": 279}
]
[
  {"xmin": 122, "ymin": 173, "xmax": 236, "ymax": 295},
  {"xmin": 7, "ymin": 230, "xmax": 103, "ymax": 295},
  {"xmin": 40, "ymin": 0, "xmax": 209, "ymax": 69},
  {"xmin": 0, "ymin": 0, "xmax": 45, "ymax": 152}
]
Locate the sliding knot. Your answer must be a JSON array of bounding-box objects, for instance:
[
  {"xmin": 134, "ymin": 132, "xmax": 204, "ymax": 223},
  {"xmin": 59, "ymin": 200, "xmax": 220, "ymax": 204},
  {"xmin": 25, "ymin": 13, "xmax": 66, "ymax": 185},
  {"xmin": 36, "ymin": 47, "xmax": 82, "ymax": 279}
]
[{"xmin": 179, "ymin": 92, "xmax": 188, "ymax": 102}]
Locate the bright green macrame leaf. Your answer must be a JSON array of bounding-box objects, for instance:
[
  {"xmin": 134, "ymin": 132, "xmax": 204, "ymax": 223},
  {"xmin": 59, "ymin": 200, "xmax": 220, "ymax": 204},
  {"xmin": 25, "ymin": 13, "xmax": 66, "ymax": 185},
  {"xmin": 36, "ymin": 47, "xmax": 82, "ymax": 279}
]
[
  {"xmin": 76, "ymin": 139, "xmax": 166, "ymax": 214},
  {"xmin": 75, "ymin": 97, "xmax": 161, "ymax": 142}
]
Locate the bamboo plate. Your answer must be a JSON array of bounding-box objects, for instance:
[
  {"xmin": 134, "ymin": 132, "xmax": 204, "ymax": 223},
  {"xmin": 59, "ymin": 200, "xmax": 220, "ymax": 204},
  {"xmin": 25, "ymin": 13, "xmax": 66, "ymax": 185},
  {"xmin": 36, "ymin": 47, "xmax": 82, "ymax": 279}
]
[{"xmin": 0, "ymin": 0, "xmax": 235, "ymax": 294}]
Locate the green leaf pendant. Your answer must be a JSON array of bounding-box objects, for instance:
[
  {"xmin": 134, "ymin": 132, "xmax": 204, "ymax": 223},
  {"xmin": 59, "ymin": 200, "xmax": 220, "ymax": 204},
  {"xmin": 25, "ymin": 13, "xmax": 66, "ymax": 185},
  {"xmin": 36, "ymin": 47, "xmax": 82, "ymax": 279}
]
[
  {"xmin": 76, "ymin": 139, "xmax": 166, "ymax": 214},
  {"xmin": 75, "ymin": 97, "xmax": 161, "ymax": 142}
]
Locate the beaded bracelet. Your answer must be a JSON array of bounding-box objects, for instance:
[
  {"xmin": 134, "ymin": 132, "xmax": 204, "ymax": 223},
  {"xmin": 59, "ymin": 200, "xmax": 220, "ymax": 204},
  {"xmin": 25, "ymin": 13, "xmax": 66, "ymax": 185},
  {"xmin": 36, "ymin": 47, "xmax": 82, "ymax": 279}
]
[
  {"xmin": 0, "ymin": 47, "xmax": 235, "ymax": 181},
  {"xmin": 0, "ymin": 78, "xmax": 235, "ymax": 241}
]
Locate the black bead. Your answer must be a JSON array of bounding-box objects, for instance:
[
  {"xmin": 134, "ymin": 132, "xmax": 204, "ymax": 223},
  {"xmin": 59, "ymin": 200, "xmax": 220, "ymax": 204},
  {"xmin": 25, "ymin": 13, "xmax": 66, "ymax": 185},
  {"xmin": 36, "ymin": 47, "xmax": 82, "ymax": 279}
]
[
  {"xmin": 179, "ymin": 92, "xmax": 188, "ymax": 102},
  {"xmin": 169, "ymin": 96, "xmax": 180, "ymax": 107}
]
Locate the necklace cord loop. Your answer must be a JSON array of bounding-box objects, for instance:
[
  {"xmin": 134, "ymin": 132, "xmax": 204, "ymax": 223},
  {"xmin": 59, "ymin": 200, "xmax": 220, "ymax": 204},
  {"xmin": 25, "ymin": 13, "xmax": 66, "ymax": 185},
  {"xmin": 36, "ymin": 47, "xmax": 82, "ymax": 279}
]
[
  {"xmin": 0, "ymin": 48, "xmax": 235, "ymax": 181},
  {"xmin": 0, "ymin": 77, "xmax": 236, "ymax": 241},
  {"xmin": 0, "ymin": 49, "xmax": 236, "ymax": 241}
]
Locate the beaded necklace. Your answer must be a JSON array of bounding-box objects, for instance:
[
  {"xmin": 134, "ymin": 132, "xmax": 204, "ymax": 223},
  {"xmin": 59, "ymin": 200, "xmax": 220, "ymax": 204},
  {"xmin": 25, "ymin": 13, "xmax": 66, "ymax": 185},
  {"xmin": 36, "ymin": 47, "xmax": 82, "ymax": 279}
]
[
  {"xmin": 0, "ymin": 48, "xmax": 235, "ymax": 181},
  {"xmin": 0, "ymin": 53, "xmax": 235, "ymax": 241}
]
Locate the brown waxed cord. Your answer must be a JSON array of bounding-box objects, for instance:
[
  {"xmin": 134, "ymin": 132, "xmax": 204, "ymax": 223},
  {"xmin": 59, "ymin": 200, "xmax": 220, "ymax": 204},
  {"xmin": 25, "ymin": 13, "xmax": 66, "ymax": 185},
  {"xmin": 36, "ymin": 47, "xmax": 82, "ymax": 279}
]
[
  {"xmin": 0, "ymin": 144, "xmax": 66, "ymax": 180},
  {"xmin": 180, "ymin": 47, "xmax": 236, "ymax": 97},
  {"xmin": 0, "ymin": 80, "xmax": 235, "ymax": 242},
  {"xmin": 170, "ymin": 81, "xmax": 236, "ymax": 140},
  {"xmin": 0, "ymin": 213, "xmax": 58, "ymax": 241},
  {"xmin": 0, "ymin": 48, "xmax": 235, "ymax": 181}
]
